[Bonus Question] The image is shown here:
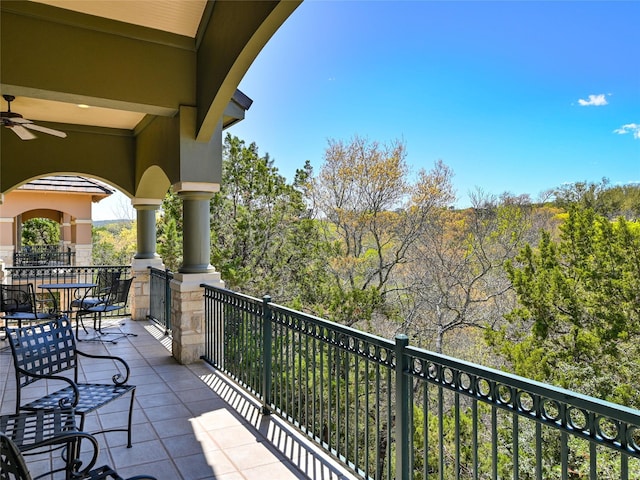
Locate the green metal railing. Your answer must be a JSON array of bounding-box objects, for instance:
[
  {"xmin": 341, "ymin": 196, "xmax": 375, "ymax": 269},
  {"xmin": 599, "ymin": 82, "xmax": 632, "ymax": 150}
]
[
  {"xmin": 202, "ymin": 285, "xmax": 640, "ymax": 480},
  {"xmin": 148, "ymin": 267, "xmax": 173, "ymax": 334},
  {"xmin": 13, "ymin": 245, "xmax": 75, "ymax": 266}
]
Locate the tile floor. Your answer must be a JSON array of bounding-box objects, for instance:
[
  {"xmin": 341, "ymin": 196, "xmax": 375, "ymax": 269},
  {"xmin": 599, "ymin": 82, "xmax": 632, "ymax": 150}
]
[{"xmin": 0, "ymin": 319, "xmax": 356, "ymax": 480}]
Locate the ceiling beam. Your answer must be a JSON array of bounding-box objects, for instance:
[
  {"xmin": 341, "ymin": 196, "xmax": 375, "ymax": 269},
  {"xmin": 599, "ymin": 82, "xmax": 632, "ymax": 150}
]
[{"xmin": 1, "ymin": 2, "xmax": 195, "ymax": 115}]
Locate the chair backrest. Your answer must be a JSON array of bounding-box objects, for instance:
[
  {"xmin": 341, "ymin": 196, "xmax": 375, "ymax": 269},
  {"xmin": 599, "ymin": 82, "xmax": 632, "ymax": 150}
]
[
  {"xmin": 94, "ymin": 270, "xmax": 121, "ymax": 295},
  {"xmin": 104, "ymin": 277, "xmax": 134, "ymax": 307},
  {"xmin": 8, "ymin": 317, "xmax": 78, "ymax": 389},
  {"xmin": 0, "ymin": 284, "xmax": 37, "ymax": 315},
  {"xmin": 0, "ymin": 432, "xmax": 32, "ymax": 480}
]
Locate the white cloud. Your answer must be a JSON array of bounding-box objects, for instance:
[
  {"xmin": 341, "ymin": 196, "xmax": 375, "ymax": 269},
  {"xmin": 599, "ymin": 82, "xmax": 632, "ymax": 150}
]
[
  {"xmin": 614, "ymin": 123, "xmax": 640, "ymax": 139},
  {"xmin": 578, "ymin": 94, "xmax": 608, "ymax": 106}
]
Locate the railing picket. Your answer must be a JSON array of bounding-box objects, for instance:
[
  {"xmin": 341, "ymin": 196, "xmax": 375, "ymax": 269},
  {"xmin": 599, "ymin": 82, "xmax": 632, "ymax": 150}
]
[
  {"xmin": 364, "ymin": 358, "xmax": 370, "ymax": 477},
  {"xmin": 376, "ymin": 362, "xmax": 381, "ymax": 480},
  {"xmin": 561, "ymin": 431, "xmax": 568, "ymax": 480},
  {"xmin": 513, "ymin": 412, "xmax": 519, "ymax": 480},
  {"xmin": 472, "ymin": 399, "xmax": 478, "ymax": 480},
  {"xmin": 455, "ymin": 393, "xmax": 460, "ymax": 480},
  {"xmin": 438, "ymin": 387, "xmax": 444, "ymax": 480},
  {"xmin": 590, "ymin": 440, "xmax": 597, "ymax": 480},
  {"xmin": 536, "ymin": 421, "xmax": 542, "ymax": 480},
  {"xmin": 424, "ymin": 381, "xmax": 429, "ymax": 480},
  {"xmin": 386, "ymin": 366, "xmax": 392, "ymax": 480},
  {"xmin": 492, "ymin": 406, "xmax": 498, "ymax": 480}
]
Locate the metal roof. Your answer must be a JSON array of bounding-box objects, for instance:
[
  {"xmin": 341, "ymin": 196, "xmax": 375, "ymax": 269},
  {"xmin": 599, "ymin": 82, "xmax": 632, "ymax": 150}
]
[{"xmin": 17, "ymin": 176, "xmax": 114, "ymax": 196}]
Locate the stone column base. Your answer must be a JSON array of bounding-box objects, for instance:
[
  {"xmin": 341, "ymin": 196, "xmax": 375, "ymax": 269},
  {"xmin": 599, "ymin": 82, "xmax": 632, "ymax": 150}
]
[
  {"xmin": 130, "ymin": 257, "xmax": 164, "ymax": 321},
  {"xmin": 74, "ymin": 244, "xmax": 92, "ymax": 266},
  {"xmin": 170, "ymin": 271, "xmax": 224, "ymax": 364},
  {"xmin": 0, "ymin": 247, "xmax": 14, "ymax": 268}
]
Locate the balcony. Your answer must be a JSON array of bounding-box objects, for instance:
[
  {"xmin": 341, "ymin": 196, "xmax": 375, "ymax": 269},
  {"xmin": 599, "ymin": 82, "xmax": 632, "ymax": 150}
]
[
  {"xmin": 2, "ymin": 267, "xmax": 640, "ymax": 479},
  {"xmin": 0, "ymin": 319, "xmax": 356, "ymax": 479}
]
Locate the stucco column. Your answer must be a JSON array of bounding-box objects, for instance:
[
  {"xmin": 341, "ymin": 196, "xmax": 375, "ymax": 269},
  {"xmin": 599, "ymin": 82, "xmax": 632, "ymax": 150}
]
[
  {"xmin": 133, "ymin": 200, "xmax": 161, "ymax": 260},
  {"xmin": 72, "ymin": 218, "xmax": 93, "ymax": 265},
  {"xmin": 177, "ymin": 189, "xmax": 215, "ymax": 274},
  {"xmin": 15, "ymin": 214, "xmax": 22, "ymax": 250},
  {"xmin": 60, "ymin": 213, "xmax": 72, "ymax": 248},
  {"xmin": 0, "ymin": 217, "xmax": 14, "ymax": 267},
  {"xmin": 170, "ymin": 182, "xmax": 224, "ymax": 364},
  {"xmin": 131, "ymin": 199, "xmax": 164, "ymax": 321}
]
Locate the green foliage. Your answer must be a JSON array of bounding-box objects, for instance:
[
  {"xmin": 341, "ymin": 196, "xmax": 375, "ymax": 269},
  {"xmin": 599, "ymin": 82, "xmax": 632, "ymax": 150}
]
[
  {"xmin": 554, "ymin": 179, "xmax": 640, "ymax": 220},
  {"xmin": 210, "ymin": 134, "xmax": 330, "ymax": 303},
  {"xmin": 157, "ymin": 214, "xmax": 182, "ymax": 272},
  {"xmin": 92, "ymin": 221, "xmax": 136, "ymax": 265},
  {"xmin": 490, "ymin": 206, "xmax": 640, "ymax": 406},
  {"xmin": 158, "ymin": 188, "xmax": 183, "ymax": 233},
  {"xmin": 22, "ymin": 218, "xmax": 60, "ymax": 246}
]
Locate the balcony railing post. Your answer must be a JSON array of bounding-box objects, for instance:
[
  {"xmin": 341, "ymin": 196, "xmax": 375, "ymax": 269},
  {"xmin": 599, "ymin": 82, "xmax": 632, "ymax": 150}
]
[
  {"xmin": 262, "ymin": 295, "xmax": 273, "ymax": 415},
  {"xmin": 395, "ymin": 334, "xmax": 410, "ymax": 480},
  {"xmin": 164, "ymin": 268, "xmax": 172, "ymax": 332}
]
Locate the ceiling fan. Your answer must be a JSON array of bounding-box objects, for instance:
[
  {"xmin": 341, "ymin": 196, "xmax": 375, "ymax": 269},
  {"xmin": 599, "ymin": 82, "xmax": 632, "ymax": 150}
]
[{"xmin": 1, "ymin": 94, "xmax": 67, "ymax": 140}]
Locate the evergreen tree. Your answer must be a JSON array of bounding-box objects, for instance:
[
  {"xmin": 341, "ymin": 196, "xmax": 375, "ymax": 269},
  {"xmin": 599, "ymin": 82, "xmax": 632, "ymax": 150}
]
[
  {"xmin": 157, "ymin": 216, "xmax": 182, "ymax": 272},
  {"xmin": 488, "ymin": 206, "xmax": 640, "ymax": 406},
  {"xmin": 210, "ymin": 134, "xmax": 329, "ymax": 303}
]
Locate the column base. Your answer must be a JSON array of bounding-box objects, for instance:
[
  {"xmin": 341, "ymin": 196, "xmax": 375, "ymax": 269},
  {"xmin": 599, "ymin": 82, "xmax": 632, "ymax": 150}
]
[
  {"xmin": 130, "ymin": 257, "xmax": 165, "ymax": 321},
  {"xmin": 170, "ymin": 271, "xmax": 224, "ymax": 364}
]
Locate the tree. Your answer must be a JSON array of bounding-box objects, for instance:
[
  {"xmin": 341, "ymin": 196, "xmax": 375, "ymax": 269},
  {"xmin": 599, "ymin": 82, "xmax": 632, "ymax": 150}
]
[
  {"xmin": 554, "ymin": 179, "xmax": 640, "ymax": 221},
  {"xmin": 210, "ymin": 134, "xmax": 329, "ymax": 302},
  {"xmin": 92, "ymin": 221, "xmax": 136, "ymax": 265},
  {"xmin": 157, "ymin": 216, "xmax": 182, "ymax": 272},
  {"xmin": 311, "ymin": 136, "xmax": 455, "ymax": 327},
  {"xmin": 22, "ymin": 218, "xmax": 60, "ymax": 246},
  {"xmin": 400, "ymin": 192, "xmax": 533, "ymax": 355},
  {"xmin": 488, "ymin": 206, "xmax": 640, "ymax": 407}
]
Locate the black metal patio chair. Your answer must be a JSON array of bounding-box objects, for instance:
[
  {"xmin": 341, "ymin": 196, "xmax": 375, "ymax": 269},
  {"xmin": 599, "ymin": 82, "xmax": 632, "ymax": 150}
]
[
  {"xmin": 1, "ymin": 283, "xmax": 57, "ymax": 341},
  {"xmin": 6, "ymin": 317, "xmax": 136, "ymax": 448},
  {"xmin": 75, "ymin": 277, "xmax": 136, "ymax": 343},
  {"xmin": 0, "ymin": 408, "xmax": 82, "ymax": 480},
  {"xmin": 1, "ymin": 431, "xmax": 157, "ymax": 480},
  {"xmin": 70, "ymin": 270, "xmax": 121, "ymax": 311}
]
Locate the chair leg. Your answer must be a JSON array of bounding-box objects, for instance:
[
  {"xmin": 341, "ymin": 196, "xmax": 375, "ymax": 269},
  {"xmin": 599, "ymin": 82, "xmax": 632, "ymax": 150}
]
[
  {"xmin": 95, "ymin": 313, "xmax": 138, "ymax": 342},
  {"xmin": 75, "ymin": 311, "xmax": 90, "ymax": 338},
  {"xmin": 127, "ymin": 389, "xmax": 135, "ymax": 448},
  {"xmin": 77, "ymin": 312, "xmax": 117, "ymax": 343}
]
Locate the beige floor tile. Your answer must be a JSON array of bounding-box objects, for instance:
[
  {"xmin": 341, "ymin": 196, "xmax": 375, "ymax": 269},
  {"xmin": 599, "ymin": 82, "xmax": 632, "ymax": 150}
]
[
  {"xmin": 1, "ymin": 320, "xmax": 358, "ymax": 480},
  {"xmin": 224, "ymin": 442, "xmax": 284, "ymax": 471}
]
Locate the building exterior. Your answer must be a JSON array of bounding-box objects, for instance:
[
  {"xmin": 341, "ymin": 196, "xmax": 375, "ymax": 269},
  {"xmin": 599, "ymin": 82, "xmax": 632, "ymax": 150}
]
[
  {"xmin": 0, "ymin": 175, "xmax": 113, "ymax": 266},
  {"xmin": 1, "ymin": 0, "xmax": 301, "ymax": 363}
]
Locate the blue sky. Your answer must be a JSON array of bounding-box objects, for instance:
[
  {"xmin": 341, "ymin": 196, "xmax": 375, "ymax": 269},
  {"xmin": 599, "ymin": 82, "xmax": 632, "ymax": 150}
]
[
  {"xmin": 228, "ymin": 0, "xmax": 640, "ymax": 207},
  {"xmin": 95, "ymin": 0, "xmax": 639, "ymax": 219}
]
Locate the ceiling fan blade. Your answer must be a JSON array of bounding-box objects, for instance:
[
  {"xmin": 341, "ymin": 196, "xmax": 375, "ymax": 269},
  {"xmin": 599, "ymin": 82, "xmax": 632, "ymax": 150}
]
[
  {"xmin": 23, "ymin": 123, "xmax": 67, "ymax": 138},
  {"xmin": 7, "ymin": 117, "xmax": 31, "ymax": 124},
  {"xmin": 9, "ymin": 125, "xmax": 37, "ymax": 140}
]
